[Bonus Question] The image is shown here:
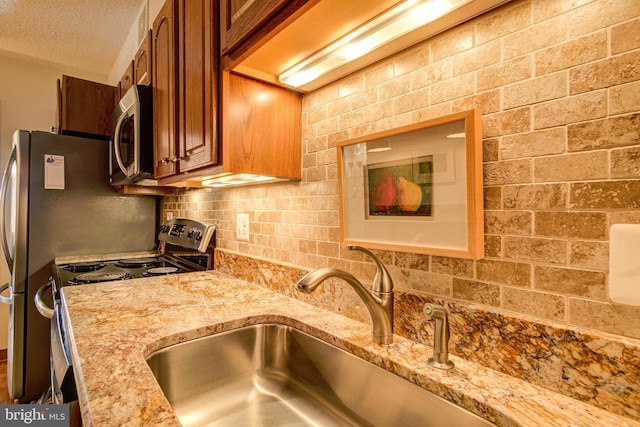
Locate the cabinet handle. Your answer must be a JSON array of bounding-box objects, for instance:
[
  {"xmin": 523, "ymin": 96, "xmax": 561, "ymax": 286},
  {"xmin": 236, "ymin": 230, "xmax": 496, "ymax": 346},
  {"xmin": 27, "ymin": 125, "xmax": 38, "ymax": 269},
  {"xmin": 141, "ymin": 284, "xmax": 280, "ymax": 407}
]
[{"xmin": 161, "ymin": 156, "xmax": 177, "ymax": 164}]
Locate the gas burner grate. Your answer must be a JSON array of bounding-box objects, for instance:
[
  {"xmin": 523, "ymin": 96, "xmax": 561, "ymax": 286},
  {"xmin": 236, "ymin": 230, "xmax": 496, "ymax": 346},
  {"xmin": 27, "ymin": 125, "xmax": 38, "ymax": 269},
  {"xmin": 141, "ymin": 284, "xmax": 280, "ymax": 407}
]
[
  {"xmin": 115, "ymin": 257, "xmax": 160, "ymax": 269},
  {"xmin": 63, "ymin": 262, "xmax": 106, "ymax": 273}
]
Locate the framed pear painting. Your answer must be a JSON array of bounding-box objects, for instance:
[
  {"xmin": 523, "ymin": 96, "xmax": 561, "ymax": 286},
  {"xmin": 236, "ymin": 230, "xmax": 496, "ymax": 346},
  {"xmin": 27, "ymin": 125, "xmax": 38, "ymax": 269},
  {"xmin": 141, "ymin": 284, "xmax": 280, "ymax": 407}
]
[{"xmin": 337, "ymin": 109, "xmax": 484, "ymax": 259}]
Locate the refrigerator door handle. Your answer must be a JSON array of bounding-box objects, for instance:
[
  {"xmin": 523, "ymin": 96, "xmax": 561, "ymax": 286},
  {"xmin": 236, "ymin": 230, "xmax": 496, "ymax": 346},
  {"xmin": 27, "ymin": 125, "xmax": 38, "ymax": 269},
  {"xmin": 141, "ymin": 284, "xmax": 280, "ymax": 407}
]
[
  {"xmin": 0, "ymin": 283, "xmax": 11, "ymax": 305},
  {"xmin": 0, "ymin": 147, "xmax": 17, "ymax": 270},
  {"xmin": 34, "ymin": 280, "xmax": 54, "ymax": 319}
]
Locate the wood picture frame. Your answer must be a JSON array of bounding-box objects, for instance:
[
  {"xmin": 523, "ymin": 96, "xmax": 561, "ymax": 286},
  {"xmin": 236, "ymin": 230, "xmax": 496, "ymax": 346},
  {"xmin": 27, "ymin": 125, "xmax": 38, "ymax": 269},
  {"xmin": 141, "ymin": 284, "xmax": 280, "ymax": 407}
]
[{"xmin": 337, "ymin": 109, "xmax": 483, "ymax": 259}]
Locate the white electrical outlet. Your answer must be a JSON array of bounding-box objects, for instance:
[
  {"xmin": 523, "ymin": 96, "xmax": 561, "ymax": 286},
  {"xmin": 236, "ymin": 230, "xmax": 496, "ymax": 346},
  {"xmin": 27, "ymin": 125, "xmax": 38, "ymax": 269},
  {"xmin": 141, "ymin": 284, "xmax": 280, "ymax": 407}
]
[{"xmin": 237, "ymin": 214, "xmax": 250, "ymax": 241}]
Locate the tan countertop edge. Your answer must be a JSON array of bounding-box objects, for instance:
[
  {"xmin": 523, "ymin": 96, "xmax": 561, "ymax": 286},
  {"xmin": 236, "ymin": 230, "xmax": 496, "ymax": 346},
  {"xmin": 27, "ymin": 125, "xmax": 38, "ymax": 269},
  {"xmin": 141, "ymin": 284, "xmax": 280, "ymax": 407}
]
[{"xmin": 60, "ymin": 271, "xmax": 639, "ymax": 427}]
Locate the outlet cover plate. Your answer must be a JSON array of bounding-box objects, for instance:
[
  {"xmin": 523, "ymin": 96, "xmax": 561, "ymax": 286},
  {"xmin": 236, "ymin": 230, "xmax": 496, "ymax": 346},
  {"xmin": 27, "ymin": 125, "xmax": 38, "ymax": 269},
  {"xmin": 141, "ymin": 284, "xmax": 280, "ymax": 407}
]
[{"xmin": 237, "ymin": 214, "xmax": 250, "ymax": 241}]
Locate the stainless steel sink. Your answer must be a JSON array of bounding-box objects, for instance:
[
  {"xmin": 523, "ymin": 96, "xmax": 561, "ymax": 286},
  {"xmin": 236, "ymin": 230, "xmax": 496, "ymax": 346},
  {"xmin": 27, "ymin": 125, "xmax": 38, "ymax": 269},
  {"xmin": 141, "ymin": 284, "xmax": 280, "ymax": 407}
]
[{"xmin": 146, "ymin": 323, "xmax": 496, "ymax": 427}]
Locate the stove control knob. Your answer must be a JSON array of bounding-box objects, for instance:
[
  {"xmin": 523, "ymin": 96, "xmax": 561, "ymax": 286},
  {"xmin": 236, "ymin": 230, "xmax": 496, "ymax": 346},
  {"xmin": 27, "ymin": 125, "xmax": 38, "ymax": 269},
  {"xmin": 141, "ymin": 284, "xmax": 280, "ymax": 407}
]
[
  {"xmin": 187, "ymin": 229, "xmax": 195, "ymax": 238},
  {"xmin": 193, "ymin": 231, "xmax": 203, "ymax": 241}
]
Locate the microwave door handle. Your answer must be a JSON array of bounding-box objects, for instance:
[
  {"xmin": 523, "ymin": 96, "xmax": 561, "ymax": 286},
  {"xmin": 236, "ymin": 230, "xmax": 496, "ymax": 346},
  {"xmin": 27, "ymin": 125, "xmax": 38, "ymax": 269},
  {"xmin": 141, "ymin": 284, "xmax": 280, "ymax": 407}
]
[
  {"xmin": 113, "ymin": 113, "xmax": 129, "ymax": 176},
  {"xmin": 0, "ymin": 147, "xmax": 17, "ymax": 270}
]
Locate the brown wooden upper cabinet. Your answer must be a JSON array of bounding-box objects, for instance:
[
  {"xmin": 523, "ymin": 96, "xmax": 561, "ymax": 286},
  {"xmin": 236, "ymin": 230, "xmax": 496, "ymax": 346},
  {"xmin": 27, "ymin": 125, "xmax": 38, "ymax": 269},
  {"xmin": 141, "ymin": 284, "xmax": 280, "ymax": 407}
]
[
  {"xmin": 135, "ymin": 30, "xmax": 152, "ymax": 86},
  {"xmin": 119, "ymin": 61, "xmax": 135, "ymax": 98},
  {"xmin": 152, "ymin": 0, "xmax": 218, "ymax": 181},
  {"xmin": 55, "ymin": 75, "xmax": 117, "ymax": 139},
  {"xmin": 220, "ymin": 0, "xmax": 315, "ymax": 66},
  {"xmin": 152, "ymin": 0, "xmax": 178, "ymax": 178}
]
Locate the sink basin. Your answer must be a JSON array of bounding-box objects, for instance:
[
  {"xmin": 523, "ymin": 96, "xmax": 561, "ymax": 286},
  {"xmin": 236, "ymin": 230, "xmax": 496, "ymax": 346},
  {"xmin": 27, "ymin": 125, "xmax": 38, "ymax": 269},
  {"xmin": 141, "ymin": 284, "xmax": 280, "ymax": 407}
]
[{"xmin": 146, "ymin": 323, "xmax": 496, "ymax": 427}]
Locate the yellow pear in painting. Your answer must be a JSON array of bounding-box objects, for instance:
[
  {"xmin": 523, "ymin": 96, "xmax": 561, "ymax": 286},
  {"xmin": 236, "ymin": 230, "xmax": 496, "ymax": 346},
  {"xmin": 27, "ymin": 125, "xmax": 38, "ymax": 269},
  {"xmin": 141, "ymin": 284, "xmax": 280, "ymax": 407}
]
[{"xmin": 397, "ymin": 177, "xmax": 422, "ymax": 212}]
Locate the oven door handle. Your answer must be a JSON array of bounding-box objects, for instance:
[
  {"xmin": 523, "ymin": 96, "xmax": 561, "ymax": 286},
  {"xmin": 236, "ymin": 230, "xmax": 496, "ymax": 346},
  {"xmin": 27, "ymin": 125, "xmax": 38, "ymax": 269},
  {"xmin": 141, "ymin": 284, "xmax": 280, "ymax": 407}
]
[
  {"xmin": 35, "ymin": 279, "xmax": 54, "ymax": 319},
  {"xmin": 0, "ymin": 283, "xmax": 11, "ymax": 305}
]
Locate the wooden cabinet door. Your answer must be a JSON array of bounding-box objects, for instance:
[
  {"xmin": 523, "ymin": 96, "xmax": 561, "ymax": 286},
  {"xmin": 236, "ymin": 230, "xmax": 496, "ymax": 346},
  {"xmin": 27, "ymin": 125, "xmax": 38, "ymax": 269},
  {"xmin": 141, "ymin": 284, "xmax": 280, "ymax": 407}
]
[
  {"xmin": 135, "ymin": 30, "xmax": 152, "ymax": 86},
  {"xmin": 222, "ymin": 72, "xmax": 301, "ymax": 179},
  {"xmin": 177, "ymin": 0, "xmax": 218, "ymax": 172},
  {"xmin": 58, "ymin": 75, "xmax": 117, "ymax": 139},
  {"xmin": 152, "ymin": 0, "xmax": 178, "ymax": 178},
  {"xmin": 119, "ymin": 61, "xmax": 134, "ymax": 98},
  {"xmin": 219, "ymin": 0, "xmax": 286, "ymax": 54}
]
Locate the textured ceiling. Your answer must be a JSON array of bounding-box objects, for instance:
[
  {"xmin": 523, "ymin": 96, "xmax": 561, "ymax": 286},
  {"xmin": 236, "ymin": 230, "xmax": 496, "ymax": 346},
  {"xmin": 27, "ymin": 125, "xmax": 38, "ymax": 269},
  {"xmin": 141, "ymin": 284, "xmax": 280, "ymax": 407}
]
[{"xmin": 0, "ymin": 0, "xmax": 142, "ymax": 79}]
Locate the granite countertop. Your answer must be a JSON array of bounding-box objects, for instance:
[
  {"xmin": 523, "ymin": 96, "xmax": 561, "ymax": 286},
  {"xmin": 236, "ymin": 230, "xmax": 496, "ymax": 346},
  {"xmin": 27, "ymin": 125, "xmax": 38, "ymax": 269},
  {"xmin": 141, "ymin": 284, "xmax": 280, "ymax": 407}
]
[{"xmin": 60, "ymin": 271, "xmax": 640, "ymax": 427}]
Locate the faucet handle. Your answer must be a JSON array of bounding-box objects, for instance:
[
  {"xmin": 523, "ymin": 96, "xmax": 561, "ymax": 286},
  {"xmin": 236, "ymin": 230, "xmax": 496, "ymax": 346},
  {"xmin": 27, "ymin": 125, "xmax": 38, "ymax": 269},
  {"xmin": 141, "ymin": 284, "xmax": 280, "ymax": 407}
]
[{"xmin": 348, "ymin": 246, "xmax": 393, "ymax": 293}]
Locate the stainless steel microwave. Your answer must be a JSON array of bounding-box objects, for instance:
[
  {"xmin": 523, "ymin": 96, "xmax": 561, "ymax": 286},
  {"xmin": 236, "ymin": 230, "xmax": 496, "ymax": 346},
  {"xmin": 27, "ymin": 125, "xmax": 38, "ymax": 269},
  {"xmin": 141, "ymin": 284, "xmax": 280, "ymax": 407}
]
[{"xmin": 109, "ymin": 85, "xmax": 155, "ymax": 185}]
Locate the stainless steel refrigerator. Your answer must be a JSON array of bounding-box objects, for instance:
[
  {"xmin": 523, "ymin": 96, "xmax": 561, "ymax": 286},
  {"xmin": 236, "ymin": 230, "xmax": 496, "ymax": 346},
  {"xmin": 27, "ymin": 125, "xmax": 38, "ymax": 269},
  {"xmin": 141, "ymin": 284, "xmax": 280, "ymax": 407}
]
[{"xmin": 0, "ymin": 130, "xmax": 158, "ymax": 402}]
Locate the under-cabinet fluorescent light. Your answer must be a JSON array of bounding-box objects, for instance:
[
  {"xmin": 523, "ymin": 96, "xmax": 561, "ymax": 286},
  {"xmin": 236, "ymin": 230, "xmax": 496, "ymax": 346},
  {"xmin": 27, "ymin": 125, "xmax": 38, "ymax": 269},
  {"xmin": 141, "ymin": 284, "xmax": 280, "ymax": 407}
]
[
  {"xmin": 279, "ymin": 0, "xmax": 472, "ymax": 88},
  {"xmin": 201, "ymin": 173, "xmax": 283, "ymax": 188}
]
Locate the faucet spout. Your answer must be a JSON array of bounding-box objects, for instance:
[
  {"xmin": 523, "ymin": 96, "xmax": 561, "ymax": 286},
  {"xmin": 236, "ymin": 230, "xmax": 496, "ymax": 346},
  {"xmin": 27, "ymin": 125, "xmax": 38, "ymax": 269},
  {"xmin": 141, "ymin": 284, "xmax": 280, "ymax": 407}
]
[{"xmin": 296, "ymin": 248, "xmax": 394, "ymax": 345}]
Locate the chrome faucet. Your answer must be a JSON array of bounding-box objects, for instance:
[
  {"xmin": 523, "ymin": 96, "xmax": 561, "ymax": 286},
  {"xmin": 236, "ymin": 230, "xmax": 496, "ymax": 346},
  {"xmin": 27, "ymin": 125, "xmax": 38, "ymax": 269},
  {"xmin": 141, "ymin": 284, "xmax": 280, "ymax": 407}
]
[
  {"xmin": 423, "ymin": 303, "xmax": 454, "ymax": 370},
  {"xmin": 296, "ymin": 246, "xmax": 394, "ymax": 345}
]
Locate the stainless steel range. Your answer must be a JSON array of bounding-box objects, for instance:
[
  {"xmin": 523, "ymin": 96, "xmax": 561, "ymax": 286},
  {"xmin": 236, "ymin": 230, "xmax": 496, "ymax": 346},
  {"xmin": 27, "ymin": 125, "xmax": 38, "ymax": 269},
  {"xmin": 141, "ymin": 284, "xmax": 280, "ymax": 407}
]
[
  {"xmin": 34, "ymin": 218, "xmax": 215, "ymax": 415},
  {"xmin": 52, "ymin": 218, "xmax": 216, "ymax": 289}
]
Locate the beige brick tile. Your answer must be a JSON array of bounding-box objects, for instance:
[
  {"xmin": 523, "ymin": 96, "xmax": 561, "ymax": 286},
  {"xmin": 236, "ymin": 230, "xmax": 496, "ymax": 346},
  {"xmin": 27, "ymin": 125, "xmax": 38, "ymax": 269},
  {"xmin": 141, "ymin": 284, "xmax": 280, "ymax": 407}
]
[
  {"xmin": 393, "ymin": 44, "xmax": 430, "ymax": 76},
  {"xmin": 504, "ymin": 14, "xmax": 567, "ymax": 59},
  {"xmin": 338, "ymin": 110, "xmax": 363, "ymax": 129},
  {"xmin": 407, "ymin": 271, "xmax": 452, "ymax": 296},
  {"xmin": 503, "ymin": 287, "xmax": 566, "ymax": 322},
  {"xmin": 568, "ymin": 0, "xmax": 640, "ymax": 38},
  {"xmin": 503, "ymin": 184, "xmax": 568, "ymax": 210},
  {"xmin": 393, "ymin": 87, "xmax": 430, "ymax": 114},
  {"xmin": 483, "ymin": 108, "xmax": 531, "ymax": 138},
  {"xmin": 316, "ymin": 116, "xmax": 338, "ymax": 136},
  {"xmin": 535, "ymin": 152, "xmax": 609, "ymax": 183},
  {"xmin": 484, "ymin": 235, "xmax": 503, "ymax": 258},
  {"xmin": 412, "ymin": 103, "xmax": 452, "ymax": 124},
  {"xmin": 328, "ymin": 93, "xmax": 352, "ymax": 118},
  {"xmin": 535, "ymin": 32, "xmax": 607, "ymax": 76},
  {"xmin": 477, "ymin": 259, "xmax": 531, "ymax": 286},
  {"xmin": 451, "ymin": 39, "xmax": 501, "ymax": 76},
  {"xmin": 378, "ymin": 74, "xmax": 412, "ymax": 101},
  {"xmin": 610, "ymin": 82, "xmax": 640, "ymax": 115},
  {"xmin": 503, "ymin": 72, "xmax": 568, "ymax": 110},
  {"xmin": 568, "ymin": 113, "xmax": 640, "ymax": 152},
  {"xmin": 570, "ymin": 51, "xmax": 640, "ymax": 95},
  {"xmin": 533, "ymin": 91, "xmax": 607, "ymax": 129},
  {"xmin": 484, "ymin": 159, "xmax": 532, "ymax": 185},
  {"xmin": 611, "ymin": 146, "xmax": 640, "ymax": 178},
  {"xmin": 338, "ymin": 75, "xmax": 365, "ymax": 98},
  {"xmin": 571, "ymin": 180, "xmax": 640, "ymax": 209},
  {"xmin": 477, "ymin": 55, "xmax": 533, "ymax": 92},
  {"xmin": 431, "ymin": 23, "xmax": 475, "ymax": 62},
  {"xmin": 611, "ymin": 211, "xmax": 640, "ymax": 224},
  {"xmin": 611, "ymin": 18, "xmax": 640, "ymax": 54},
  {"xmin": 350, "ymin": 87, "xmax": 377, "ymax": 110},
  {"xmin": 476, "ymin": 1, "xmax": 532, "ymax": 44},
  {"xmin": 395, "ymin": 252, "xmax": 430, "ymax": 271},
  {"xmin": 535, "ymin": 211, "xmax": 607, "ymax": 239},
  {"xmin": 412, "ymin": 60, "xmax": 451, "ymax": 90},
  {"xmin": 364, "ymin": 62, "xmax": 395, "ymax": 88},
  {"xmin": 485, "ymin": 211, "xmax": 532, "ymax": 235},
  {"xmin": 432, "ymin": 256, "xmax": 474, "ymax": 278},
  {"xmin": 452, "ymin": 279, "xmax": 501, "ymax": 306},
  {"xmin": 349, "ymin": 123, "xmax": 376, "ymax": 139},
  {"xmin": 430, "ymin": 73, "xmax": 475, "ymax": 104},
  {"xmin": 532, "ymin": 0, "xmax": 591, "ymax": 23},
  {"xmin": 500, "ymin": 128, "xmax": 566, "ymax": 160},
  {"xmin": 327, "ymin": 130, "xmax": 349, "ymax": 147},
  {"xmin": 451, "ymin": 89, "xmax": 501, "ymax": 114},
  {"xmin": 569, "ymin": 299, "xmax": 640, "ymax": 338},
  {"xmin": 483, "ymin": 138, "xmax": 499, "ymax": 162},
  {"xmin": 484, "ymin": 186, "xmax": 502, "ymax": 210},
  {"xmin": 569, "ymin": 240, "xmax": 609, "ymax": 272},
  {"xmin": 504, "ymin": 236, "xmax": 567, "ymax": 264},
  {"xmin": 362, "ymin": 100, "xmax": 394, "ymax": 124}
]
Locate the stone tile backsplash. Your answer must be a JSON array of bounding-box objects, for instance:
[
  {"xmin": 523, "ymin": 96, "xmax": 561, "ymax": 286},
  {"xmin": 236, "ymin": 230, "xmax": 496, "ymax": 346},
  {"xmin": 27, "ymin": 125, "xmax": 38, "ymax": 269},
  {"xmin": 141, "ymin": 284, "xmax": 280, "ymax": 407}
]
[{"xmin": 163, "ymin": 0, "xmax": 640, "ymax": 417}]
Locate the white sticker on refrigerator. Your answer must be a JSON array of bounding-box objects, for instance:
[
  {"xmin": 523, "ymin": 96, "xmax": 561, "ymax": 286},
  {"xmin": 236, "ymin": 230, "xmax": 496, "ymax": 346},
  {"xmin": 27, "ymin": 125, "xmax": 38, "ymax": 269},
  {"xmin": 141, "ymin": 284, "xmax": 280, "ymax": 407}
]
[{"xmin": 44, "ymin": 154, "xmax": 65, "ymax": 189}]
